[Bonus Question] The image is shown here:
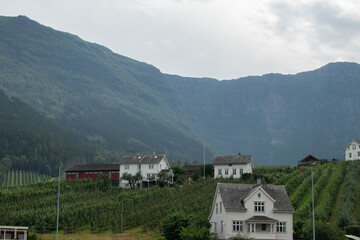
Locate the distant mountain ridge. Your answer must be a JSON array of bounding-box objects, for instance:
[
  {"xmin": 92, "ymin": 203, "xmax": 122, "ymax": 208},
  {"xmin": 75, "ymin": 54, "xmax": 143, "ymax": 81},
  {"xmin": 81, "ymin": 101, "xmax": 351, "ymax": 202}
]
[{"xmin": 0, "ymin": 15, "xmax": 359, "ymax": 166}]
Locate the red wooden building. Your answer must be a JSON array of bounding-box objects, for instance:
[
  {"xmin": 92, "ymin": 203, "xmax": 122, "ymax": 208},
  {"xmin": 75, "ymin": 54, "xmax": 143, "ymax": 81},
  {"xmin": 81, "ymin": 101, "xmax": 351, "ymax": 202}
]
[{"xmin": 65, "ymin": 164, "xmax": 120, "ymax": 186}]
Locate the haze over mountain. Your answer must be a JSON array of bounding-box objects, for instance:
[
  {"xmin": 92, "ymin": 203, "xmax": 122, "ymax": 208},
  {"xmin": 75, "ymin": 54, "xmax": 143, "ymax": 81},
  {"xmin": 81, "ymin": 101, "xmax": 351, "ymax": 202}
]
[{"xmin": 0, "ymin": 15, "xmax": 359, "ymax": 168}]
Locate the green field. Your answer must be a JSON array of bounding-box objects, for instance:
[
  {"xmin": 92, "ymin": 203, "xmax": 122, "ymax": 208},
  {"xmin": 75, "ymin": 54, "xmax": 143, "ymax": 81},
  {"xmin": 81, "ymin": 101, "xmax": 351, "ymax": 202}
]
[
  {"xmin": 0, "ymin": 161, "xmax": 359, "ymax": 239},
  {"xmin": 0, "ymin": 170, "xmax": 52, "ymax": 187}
]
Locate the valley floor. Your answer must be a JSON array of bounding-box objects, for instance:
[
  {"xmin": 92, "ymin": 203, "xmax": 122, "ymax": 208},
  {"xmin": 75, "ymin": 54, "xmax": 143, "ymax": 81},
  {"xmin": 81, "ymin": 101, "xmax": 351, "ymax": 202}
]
[{"xmin": 37, "ymin": 227, "xmax": 163, "ymax": 240}]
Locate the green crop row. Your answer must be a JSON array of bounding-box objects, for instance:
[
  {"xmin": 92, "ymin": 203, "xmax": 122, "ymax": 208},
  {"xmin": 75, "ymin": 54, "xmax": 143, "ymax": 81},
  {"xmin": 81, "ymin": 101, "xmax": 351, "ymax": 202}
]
[{"xmin": 0, "ymin": 170, "xmax": 51, "ymax": 187}]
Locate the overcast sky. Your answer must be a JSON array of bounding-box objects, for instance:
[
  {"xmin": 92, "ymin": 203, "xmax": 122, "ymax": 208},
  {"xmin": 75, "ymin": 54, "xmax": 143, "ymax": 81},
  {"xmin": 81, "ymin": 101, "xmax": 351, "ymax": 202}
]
[{"xmin": 1, "ymin": 0, "xmax": 360, "ymax": 79}]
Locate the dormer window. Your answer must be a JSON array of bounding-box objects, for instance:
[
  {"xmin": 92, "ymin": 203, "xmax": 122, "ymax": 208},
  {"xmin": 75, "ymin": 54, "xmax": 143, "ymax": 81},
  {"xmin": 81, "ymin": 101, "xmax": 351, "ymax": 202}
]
[{"xmin": 254, "ymin": 201, "xmax": 264, "ymax": 212}]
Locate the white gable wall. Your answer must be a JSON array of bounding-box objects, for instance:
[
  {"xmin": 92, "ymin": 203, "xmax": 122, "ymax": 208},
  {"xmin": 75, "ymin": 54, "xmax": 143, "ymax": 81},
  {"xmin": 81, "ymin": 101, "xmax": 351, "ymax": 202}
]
[
  {"xmin": 214, "ymin": 163, "xmax": 252, "ymax": 178},
  {"xmin": 345, "ymin": 140, "xmax": 360, "ymax": 161},
  {"xmin": 210, "ymin": 186, "xmax": 293, "ymax": 240},
  {"xmin": 209, "ymin": 190, "xmax": 227, "ymax": 239}
]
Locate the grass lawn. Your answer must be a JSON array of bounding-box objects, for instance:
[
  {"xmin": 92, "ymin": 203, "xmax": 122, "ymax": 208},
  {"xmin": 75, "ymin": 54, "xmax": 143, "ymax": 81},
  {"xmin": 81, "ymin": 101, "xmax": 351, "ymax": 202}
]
[{"xmin": 37, "ymin": 227, "xmax": 164, "ymax": 240}]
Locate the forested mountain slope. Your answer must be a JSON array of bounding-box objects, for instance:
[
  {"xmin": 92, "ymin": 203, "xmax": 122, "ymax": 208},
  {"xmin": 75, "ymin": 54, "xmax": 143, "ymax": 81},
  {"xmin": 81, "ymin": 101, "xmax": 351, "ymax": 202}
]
[
  {"xmin": 167, "ymin": 62, "xmax": 360, "ymax": 164},
  {"xmin": 0, "ymin": 15, "xmax": 213, "ymax": 163},
  {"xmin": 0, "ymin": 90, "xmax": 92, "ymax": 176},
  {"xmin": 1, "ymin": 15, "xmax": 360, "ymax": 165}
]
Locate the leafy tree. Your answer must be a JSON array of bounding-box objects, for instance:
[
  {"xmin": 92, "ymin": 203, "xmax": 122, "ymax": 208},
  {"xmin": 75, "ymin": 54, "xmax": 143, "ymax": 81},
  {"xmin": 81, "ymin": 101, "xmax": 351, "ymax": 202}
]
[
  {"xmin": 179, "ymin": 224, "xmax": 210, "ymax": 240},
  {"xmin": 162, "ymin": 212, "xmax": 191, "ymax": 240},
  {"xmin": 157, "ymin": 171, "xmax": 172, "ymax": 187},
  {"xmin": 121, "ymin": 172, "xmax": 143, "ymax": 189},
  {"xmin": 95, "ymin": 174, "xmax": 111, "ymax": 191},
  {"xmin": 303, "ymin": 220, "xmax": 346, "ymax": 240}
]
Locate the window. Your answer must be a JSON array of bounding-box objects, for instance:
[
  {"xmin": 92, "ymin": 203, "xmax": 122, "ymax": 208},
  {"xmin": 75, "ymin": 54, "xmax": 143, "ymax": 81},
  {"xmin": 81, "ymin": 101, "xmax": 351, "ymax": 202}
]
[
  {"xmin": 232, "ymin": 221, "xmax": 243, "ymax": 232},
  {"xmin": 233, "ymin": 169, "xmax": 237, "ymax": 175},
  {"xmin": 147, "ymin": 173, "xmax": 151, "ymax": 179},
  {"xmin": 220, "ymin": 202, "xmax": 223, "ymax": 213},
  {"xmin": 216, "ymin": 203, "xmax": 218, "ymax": 214},
  {"xmin": 124, "ymin": 165, "xmax": 129, "ymax": 170},
  {"xmin": 214, "ymin": 222, "xmax": 217, "ymax": 233},
  {"xmin": 149, "ymin": 164, "xmax": 154, "ymax": 169},
  {"xmin": 229, "ymin": 164, "xmax": 232, "ymax": 166},
  {"xmin": 258, "ymin": 193, "xmax": 261, "ymax": 198},
  {"xmin": 352, "ymin": 144, "xmax": 356, "ymax": 150},
  {"xmin": 254, "ymin": 202, "xmax": 264, "ymax": 212},
  {"xmin": 349, "ymin": 153, "xmax": 352, "ymax": 158},
  {"xmin": 261, "ymin": 224, "xmax": 266, "ymax": 231},
  {"xmin": 358, "ymin": 151, "xmax": 360, "ymax": 157},
  {"xmin": 218, "ymin": 169, "xmax": 222, "ymax": 176},
  {"xmin": 225, "ymin": 169, "xmax": 229, "ymax": 175},
  {"xmin": 221, "ymin": 221, "xmax": 224, "ymax": 233},
  {"xmin": 125, "ymin": 184, "xmax": 130, "ymax": 188},
  {"xmin": 137, "ymin": 165, "xmax": 141, "ymax": 170},
  {"xmin": 240, "ymin": 168, "xmax": 244, "ymax": 175},
  {"xmin": 276, "ymin": 222, "xmax": 287, "ymax": 233}
]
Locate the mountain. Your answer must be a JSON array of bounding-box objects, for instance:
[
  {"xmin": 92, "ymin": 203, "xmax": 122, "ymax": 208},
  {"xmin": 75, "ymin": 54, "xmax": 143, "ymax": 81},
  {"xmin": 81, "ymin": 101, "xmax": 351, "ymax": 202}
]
[
  {"xmin": 0, "ymin": 15, "xmax": 359, "ymax": 166},
  {"xmin": 0, "ymin": 89, "xmax": 92, "ymax": 176},
  {"xmin": 0, "ymin": 15, "xmax": 213, "ymax": 163},
  {"xmin": 167, "ymin": 62, "xmax": 360, "ymax": 164}
]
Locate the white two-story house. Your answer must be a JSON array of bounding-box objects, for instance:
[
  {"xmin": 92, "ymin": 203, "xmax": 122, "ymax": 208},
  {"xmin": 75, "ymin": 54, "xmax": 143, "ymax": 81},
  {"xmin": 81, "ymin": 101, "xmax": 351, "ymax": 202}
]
[
  {"xmin": 213, "ymin": 154, "xmax": 253, "ymax": 178},
  {"xmin": 119, "ymin": 153, "xmax": 173, "ymax": 188},
  {"xmin": 209, "ymin": 181, "xmax": 294, "ymax": 240},
  {"xmin": 344, "ymin": 140, "xmax": 360, "ymax": 161}
]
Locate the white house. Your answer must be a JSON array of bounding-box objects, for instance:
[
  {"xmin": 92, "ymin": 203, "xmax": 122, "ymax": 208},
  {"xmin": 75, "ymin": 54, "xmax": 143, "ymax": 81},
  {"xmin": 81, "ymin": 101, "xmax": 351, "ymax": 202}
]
[
  {"xmin": 213, "ymin": 154, "xmax": 254, "ymax": 178},
  {"xmin": 344, "ymin": 140, "xmax": 360, "ymax": 161},
  {"xmin": 119, "ymin": 154, "xmax": 173, "ymax": 188},
  {"xmin": 209, "ymin": 182, "xmax": 294, "ymax": 240}
]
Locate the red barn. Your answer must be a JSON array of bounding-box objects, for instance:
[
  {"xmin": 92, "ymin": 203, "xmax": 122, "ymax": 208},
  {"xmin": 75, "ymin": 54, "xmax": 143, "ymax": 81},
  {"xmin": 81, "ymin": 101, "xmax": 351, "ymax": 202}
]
[{"xmin": 65, "ymin": 164, "xmax": 120, "ymax": 186}]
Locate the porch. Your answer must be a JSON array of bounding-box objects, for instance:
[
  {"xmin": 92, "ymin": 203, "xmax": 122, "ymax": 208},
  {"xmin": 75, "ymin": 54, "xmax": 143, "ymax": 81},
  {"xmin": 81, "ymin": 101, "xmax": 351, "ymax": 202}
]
[{"xmin": 245, "ymin": 216, "xmax": 278, "ymax": 239}]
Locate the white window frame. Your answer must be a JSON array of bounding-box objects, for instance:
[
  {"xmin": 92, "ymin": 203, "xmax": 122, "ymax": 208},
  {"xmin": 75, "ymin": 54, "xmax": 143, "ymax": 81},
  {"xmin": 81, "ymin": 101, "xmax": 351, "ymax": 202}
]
[
  {"xmin": 254, "ymin": 201, "xmax": 265, "ymax": 212},
  {"xmin": 225, "ymin": 169, "xmax": 229, "ymax": 175},
  {"xmin": 276, "ymin": 222, "xmax": 287, "ymax": 233},
  {"xmin": 149, "ymin": 164, "xmax": 154, "ymax": 169},
  {"xmin": 221, "ymin": 221, "xmax": 224, "ymax": 233},
  {"xmin": 218, "ymin": 169, "xmax": 222, "ymax": 176},
  {"xmin": 232, "ymin": 220, "xmax": 243, "ymax": 232},
  {"xmin": 233, "ymin": 168, "xmax": 236, "ymax": 175},
  {"xmin": 220, "ymin": 202, "xmax": 223, "ymax": 213},
  {"xmin": 240, "ymin": 168, "xmax": 244, "ymax": 175},
  {"xmin": 216, "ymin": 203, "xmax": 218, "ymax": 214},
  {"xmin": 124, "ymin": 165, "xmax": 129, "ymax": 170}
]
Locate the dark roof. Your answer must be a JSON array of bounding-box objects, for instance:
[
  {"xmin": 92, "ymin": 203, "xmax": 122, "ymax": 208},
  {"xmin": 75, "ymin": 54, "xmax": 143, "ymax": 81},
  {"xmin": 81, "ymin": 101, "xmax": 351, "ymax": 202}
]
[
  {"xmin": 183, "ymin": 165, "xmax": 202, "ymax": 172},
  {"xmin": 65, "ymin": 164, "xmax": 120, "ymax": 172},
  {"xmin": 213, "ymin": 155, "xmax": 252, "ymax": 165},
  {"xmin": 119, "ymin": 154, "xmax": 165, "ymax": 164},
  {"xmin": 141, "ymin": 155, "xmax": 165, "ymax": 164},
  {"xmin": 300, "ymin": 154, "xmax": 320, "ymax": 163},
  {"xmin": 218, "ymin": 183, "xmax": 294, "ymax": 212},
  {"xmin": 246, "ymin": 216, "xmax": 278, "ymax": 222},
  {"xmin": 120, "ymin": 155, "xmax": 143, "ymax": 164}
]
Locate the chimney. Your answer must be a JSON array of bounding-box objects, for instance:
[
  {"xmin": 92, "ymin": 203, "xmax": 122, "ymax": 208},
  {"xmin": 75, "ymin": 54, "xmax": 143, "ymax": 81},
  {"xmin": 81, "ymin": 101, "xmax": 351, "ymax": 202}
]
[{"xmin": 257, "ymin": 178, "xmax": 261, "ymax": 185}]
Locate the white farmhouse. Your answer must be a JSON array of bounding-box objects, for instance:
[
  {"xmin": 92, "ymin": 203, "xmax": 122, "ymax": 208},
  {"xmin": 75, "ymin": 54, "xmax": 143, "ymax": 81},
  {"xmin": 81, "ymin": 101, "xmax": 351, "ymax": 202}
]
[
  {"xmin": 213, "ymin": 154, "xmax": 253, "ymax": 178},
  {"xmin": 209, "ymin": 182, "xmax": 294, "ymax": 240},
  {"xmin": 119, "ymin": 154, "xmax": 173, "ymax": 188},
  {"xmin": 344, "ymin": 140, "xmax": 360, "ymax": 161}
]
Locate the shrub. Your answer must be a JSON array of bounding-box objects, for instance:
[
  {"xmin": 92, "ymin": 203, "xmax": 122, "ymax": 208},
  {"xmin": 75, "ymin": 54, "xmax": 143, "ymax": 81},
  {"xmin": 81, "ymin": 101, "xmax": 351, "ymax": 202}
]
[{"xmin": 303, "ymin": 220, "xmax": 346, "ymax": 240}]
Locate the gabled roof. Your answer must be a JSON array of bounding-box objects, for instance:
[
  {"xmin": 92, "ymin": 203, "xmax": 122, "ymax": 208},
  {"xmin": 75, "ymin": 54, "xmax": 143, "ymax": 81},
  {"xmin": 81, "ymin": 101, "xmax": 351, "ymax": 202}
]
[
  {"xmin": 300, "ymin": 154, "xmax": 320, "ymax": 163},
  {"xmin": 119, "ymin": 154, "xmax": 167, "ymax": 165},
  {"xmin": 141, "ymin": 155, "xmax": 165, "ymax": 164},
  {"xmin": 65, "ymin": 164, "xmax": 120, "ymax": 172},
  {"xmin": 213, "ymin": 155, "xmax": 252, "ymax": 165},
  {"xmin": 216, "ymin": 183, "xmax": 294, "ymax": 212},
  {"xmin": 344, "ymin": 140, "xmax": 360, "ymax": 150}
]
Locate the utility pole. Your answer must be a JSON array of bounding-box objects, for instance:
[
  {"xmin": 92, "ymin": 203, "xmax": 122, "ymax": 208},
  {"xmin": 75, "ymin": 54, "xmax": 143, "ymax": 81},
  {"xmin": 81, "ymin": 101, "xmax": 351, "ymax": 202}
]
[
  {"xmin": 203, "ymin": 144, "xmax": 205, "ymax": 179},
  {"xmin": 56, "ymin": 162, "xmax": 62, "ymax": 240},
  {"xmin": 311, "ymin": 167, "xmax": 315, "ymax": 240}
]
